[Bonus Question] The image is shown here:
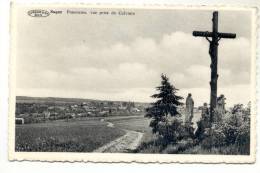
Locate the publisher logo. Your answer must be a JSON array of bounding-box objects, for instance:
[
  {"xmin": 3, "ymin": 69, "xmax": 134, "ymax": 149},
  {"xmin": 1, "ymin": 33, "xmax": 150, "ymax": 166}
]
[{"xmin": 28, "ymin": 10, "xmax": 50, "ymax": 17}]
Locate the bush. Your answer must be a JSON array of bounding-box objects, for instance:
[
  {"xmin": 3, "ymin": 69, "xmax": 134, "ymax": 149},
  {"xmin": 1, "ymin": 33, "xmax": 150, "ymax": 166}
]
[
  {"xmin": 195, "ymin": 120, "xmax": 209, "ymax": 140},
  {"xmin": 199, "ymin": 103, "xmax": 250, "ymax": 154},
  {"xmin": 235, "ymin": 122, "xmax": 250, "ymax": 154},
  {"xmin": 201, "ymin": 125, "xmax": 226, "ymax": 149},
  {"xmin": 222, "ymin": 123, "xmax": 238, "ymax": 145},
  {"xmin": 157, "ymin": 117, "xmax": 194, "ymax": 144},
  {"xmin": 136, "ymin": 117, "xmax": 196, "ymax": 154}
]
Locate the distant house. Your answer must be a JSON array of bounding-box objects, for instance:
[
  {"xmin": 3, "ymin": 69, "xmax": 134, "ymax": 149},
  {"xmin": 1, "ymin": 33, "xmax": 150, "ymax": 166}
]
[
  {"xmin": 48, "ymin": 106, "xmax": 55, "ymax": 111},
  {"xmin": 56, "ymin": 106, "xmax": 66, "ymax": 111},
  {"xmin": 131, "ymin": 107, "xmax": 140, "ymax": 113},
  {"xmin": 15, "ymin": 118, "xmax": 24, "ymax": 124},
  {"xmin": 87, "ymin": 112, "xmax": 95, "ymax": 116},
  {"xmin": 82, "ymin": 102, "xmax": 87, "ymax": 105},
  {"xmin": 83, "ymin": 106, "xmax": 89, "ymax": 110},
  {"xmin": 99, "ymin": 111, "xmax": 109, "ymax": 116},
  {"xmin": 118, "ymin": 106, "xmax": 127, "ymax": 111},
  {"xmin": 83, "ymin": 106, "xmax": 96, "ymax": 112},
  {"xmin": 43, "ymin": 111, "xmax": 50, "ymax": 119},
  {"xmin": 65, "ymin": 113, "xmax": 76, "ymax": 119},
  {"xmin": 71, "ymin": 105, "xmax": 78, "ymax": 108}
]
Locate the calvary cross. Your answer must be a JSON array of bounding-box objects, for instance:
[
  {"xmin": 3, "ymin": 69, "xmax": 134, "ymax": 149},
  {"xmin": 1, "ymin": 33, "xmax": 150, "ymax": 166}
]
[{"xmin": 192, "ymin": 11, "xmax": 236, "ymax": 122}]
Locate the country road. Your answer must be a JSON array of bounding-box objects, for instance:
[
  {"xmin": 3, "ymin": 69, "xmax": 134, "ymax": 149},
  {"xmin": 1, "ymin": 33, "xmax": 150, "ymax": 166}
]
[
  {"xmin": 94, "ymin": 113, "xmax": 201, "ymax": 153},
  {"xmin": 94, "ymin": 120, "xmax": 144, "ymax": 153}
]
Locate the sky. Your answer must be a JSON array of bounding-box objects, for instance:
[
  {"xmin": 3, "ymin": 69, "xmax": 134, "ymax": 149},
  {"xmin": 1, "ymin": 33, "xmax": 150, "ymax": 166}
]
[{"xmin": 14, "ymin": 7, "xmax": 253, "ymax": 107}]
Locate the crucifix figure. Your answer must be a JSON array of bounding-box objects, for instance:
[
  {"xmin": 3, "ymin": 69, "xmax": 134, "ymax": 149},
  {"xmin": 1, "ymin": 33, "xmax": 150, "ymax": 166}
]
[{"xmin": 192, "ymin": 11, "xmax": 236, "ymax": 123}]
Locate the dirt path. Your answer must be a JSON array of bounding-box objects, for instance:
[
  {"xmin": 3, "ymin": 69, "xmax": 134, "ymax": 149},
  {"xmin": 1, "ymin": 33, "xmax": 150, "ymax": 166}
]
[{"xmin": 94, "ymin": 121, "xmax": 144, "ymax": 153}]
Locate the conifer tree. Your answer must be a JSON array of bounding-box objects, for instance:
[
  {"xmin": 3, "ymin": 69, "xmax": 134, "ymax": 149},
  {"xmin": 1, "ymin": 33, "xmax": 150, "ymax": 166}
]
[{"xmin": 146, "ymin": 74, "xmax": 183, "ymax": 134}]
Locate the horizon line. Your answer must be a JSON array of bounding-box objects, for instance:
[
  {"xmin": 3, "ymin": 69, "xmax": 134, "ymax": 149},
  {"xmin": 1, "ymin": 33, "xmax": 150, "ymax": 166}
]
[{"xmin": 16, "ymin": 95, "xmax": 152, "ymax": 104}]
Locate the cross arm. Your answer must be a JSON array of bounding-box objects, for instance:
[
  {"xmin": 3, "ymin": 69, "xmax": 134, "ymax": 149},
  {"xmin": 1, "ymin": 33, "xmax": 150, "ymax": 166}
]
[
  {"xmin": 193, "ymin": 31, "xmax": 236, "ymax": 39},
  {"xmin": 193, "ymin": 31, "xmax": 212, "ymax": 37},
  {"xmin": 218, "ymin": 33, "xmax": 236, "ymax": 39}
]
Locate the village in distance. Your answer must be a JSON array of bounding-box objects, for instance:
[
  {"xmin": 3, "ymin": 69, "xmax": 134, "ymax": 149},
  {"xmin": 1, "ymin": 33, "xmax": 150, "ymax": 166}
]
[{"xmin": 15, "ymin": 74, "xmax": 251, "ymax": 155}]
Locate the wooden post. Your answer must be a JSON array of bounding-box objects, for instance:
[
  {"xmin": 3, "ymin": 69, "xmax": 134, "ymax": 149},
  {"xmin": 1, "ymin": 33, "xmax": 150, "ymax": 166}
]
[{"xmin": 209, "ymin": 11, "xmax": 218, "ymax": 122}]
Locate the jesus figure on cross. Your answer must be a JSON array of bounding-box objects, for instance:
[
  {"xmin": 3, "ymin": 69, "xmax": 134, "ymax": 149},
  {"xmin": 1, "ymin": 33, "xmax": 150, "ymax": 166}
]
[{"xmin": 192, "ymin": 11, "xmax": 236, "ymax": 123}]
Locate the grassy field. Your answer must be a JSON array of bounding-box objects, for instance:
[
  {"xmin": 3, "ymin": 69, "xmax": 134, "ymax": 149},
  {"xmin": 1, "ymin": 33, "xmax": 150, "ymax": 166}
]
[
  {"xmin": 106, "ymin": 116, "xmax": 151, "ymax": 133},
  {"xmin": 15, "ymin": 119, "xmax": 125, "ymax": 152},
  {"xmin": 15, "ymin": 114, "xmax": 207, "ymax": 153}
]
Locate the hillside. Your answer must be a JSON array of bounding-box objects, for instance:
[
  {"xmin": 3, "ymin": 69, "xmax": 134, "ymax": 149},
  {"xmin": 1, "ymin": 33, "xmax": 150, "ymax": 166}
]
[{"xmin": 16, "ymin": 96, "xmax": 150, "ymax": 107}]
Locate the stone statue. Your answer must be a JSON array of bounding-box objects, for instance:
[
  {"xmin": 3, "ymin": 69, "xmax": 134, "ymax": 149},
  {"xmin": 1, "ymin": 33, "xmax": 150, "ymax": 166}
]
[
  {"xmin": 216, "ymin": 94, "xmax": 226, "ymax": 121},
  {"xmin": 185, "ymin": 93, "xmax": 194, "ymax": 124}
]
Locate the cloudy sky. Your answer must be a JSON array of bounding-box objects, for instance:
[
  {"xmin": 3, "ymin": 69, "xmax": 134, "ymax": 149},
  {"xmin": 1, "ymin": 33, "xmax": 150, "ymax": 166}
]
[{"xmin": 15, "ymin": 7, "xmax": 253, "ymax": 106}]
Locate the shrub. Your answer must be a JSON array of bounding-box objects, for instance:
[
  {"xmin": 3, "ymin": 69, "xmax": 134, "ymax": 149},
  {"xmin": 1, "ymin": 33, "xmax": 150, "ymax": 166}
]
[
  {"xmin": 157, "ymin": 117, "xmax": 194, "ymax": 144},
  {"xmin": 222, "ymin": 123, "xmax": 239, "ymax": 145},
  {"xmin": 195, "ymin": 115, "xmax": 211, "ymax": 141},
  {"xmin": 235, "ymin": 122, "xmax": 250, "ymax": 154},
  {"xmin": 199, "ymin": 103, "xmax": 250, "ymax": 154},
  {"xmin": 201, "ymin": 125, "xmax": 226, "ymax": 149}
]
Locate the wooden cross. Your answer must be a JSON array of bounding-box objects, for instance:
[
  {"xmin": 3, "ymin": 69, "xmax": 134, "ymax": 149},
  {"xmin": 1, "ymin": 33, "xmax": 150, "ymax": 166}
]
[{"xmin": 192, "ymin": 11, "xmax": 236, "ymax": 122}]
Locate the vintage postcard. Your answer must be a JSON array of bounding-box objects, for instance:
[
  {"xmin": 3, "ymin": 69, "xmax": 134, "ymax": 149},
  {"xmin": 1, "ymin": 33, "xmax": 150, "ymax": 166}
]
[{"xmin": 9, "ymin": 3, "xmax": 257, "ymax": 163}]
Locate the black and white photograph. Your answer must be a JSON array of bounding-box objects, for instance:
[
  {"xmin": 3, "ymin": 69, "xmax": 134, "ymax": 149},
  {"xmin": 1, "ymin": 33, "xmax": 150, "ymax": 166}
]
[{"xmin": 9, "ymin": 4, "xmax": 256, "ymax": 163}]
